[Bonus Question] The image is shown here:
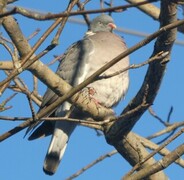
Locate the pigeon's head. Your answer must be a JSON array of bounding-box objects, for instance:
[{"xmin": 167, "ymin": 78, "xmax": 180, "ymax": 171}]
[{"xmin": 89, "ymin": 14, "xmax": 116, "ymax": 33}]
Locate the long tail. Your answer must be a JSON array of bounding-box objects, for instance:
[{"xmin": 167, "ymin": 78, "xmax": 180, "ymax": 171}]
[{"xmin": 43, "ymin": 120, "xmax": 76, "ymax": 175}]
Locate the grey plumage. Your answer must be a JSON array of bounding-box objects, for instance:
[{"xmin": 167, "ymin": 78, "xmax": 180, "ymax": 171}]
[{"xmin": 28, "ymin": 14, "xmax": 129, "ymax": 175}]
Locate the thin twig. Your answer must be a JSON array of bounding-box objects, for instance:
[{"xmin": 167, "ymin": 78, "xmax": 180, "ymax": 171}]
[
  {"xmin": 156, "ymin": 130, "xmax": 176, "ymax": 144},
  {"xmin": 0, "ymin": 115, "xmax": 103, "ymax": 130},
  {"xmin": 148, "ymin": 107, "xmax": 170, "ymax": 126},
  {"xmin": 99, "ymin": 51, "xmax": 168, "ymax": 80},
  {"xmin": 0, "ymin": 93, "xmax": 17, "ymax": 112},
  {"xmin": 167, "ymin": 106, "xmax": 173, "ymax": 123},
  {"xmin": 148, "ymin": 106, "xmax": 180, "ymax": 144},
  {"xmin": 27, "ymin": 95, "xmax": 36, "ymax": 121},
  {"xmin": 66, "ymin": 150, "xmax": 117, "ymax": 180},
  {"xmin": 146, "ymin": 121, "xmax": 184, "ymax": 140},
  {"xmin": 77, "ymin": 1, "xmax": 90, "ymax": 27},
  {"xmin": 27, "ymin": 28, "xmax": 41, "ymax": 41},
  {"xmin": 46, "ymin": 54, "xmax": 63, "ymax": 66},
  {"xmin": 5, "ymin": 71, "xmax": 42, "ymax": 106}
]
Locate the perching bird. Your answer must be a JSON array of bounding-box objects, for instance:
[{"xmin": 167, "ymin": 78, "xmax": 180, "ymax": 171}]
[{"xmin": 28, "ymin": 14, "xmax": 129, "ymax": 175}]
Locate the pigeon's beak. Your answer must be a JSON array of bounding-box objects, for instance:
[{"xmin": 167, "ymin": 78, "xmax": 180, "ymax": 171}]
[{"xmin": 108, "ymin": 23, "xmax": 117, "ymax": 30}]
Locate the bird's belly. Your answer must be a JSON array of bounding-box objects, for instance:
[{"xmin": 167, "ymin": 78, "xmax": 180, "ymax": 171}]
[{"xmin": 88, "ymin": 71, "xmax": 129, "ymax": 108}]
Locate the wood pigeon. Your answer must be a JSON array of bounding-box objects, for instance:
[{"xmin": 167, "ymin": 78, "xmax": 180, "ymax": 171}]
[{"xmin": 28, "ymin": 14, "xmax": 129, "ymax": 175}]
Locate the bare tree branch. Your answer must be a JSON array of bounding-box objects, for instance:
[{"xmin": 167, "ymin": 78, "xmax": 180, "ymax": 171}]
[
  {"xmin": 128, "ymin": 142, "xmax": 184, "ymax": 180},
  {"xmin": 120, "ymin": 132, "xmax": 168, "ymax": 180},
  {"xmin": 126, "ymin": 0, "xmax": 184, "ymax": 34},
  {"xmin": 124, "ymin": 127, "xmax": 184, "ymax": 179},
  {"xmin": 126, "ymin": 0, "xmax": 160, "ymax": 20},
  {"xmin": 1, "ymin": 0, "xmax": 158, "ymax": 20},
  {"xmin": 136, "ymin": 134, "xmax": 184, "ymax": 168}
]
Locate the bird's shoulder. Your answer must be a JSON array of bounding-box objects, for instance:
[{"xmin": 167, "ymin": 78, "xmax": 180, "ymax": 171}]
[{"xmin": 60, "ymin": 37, "xmax": 94, "ymax": 62}]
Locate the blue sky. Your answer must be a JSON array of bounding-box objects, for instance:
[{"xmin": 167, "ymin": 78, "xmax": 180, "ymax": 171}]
[{"xmin": 0, "ymin": 0, "xmax": 184, "ymax": 179}]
